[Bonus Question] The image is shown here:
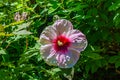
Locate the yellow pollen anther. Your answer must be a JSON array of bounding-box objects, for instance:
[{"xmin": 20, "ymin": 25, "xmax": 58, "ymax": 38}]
[{"xmin": 57, "ymin": 40, "xmax": 63, "ymax": 46}]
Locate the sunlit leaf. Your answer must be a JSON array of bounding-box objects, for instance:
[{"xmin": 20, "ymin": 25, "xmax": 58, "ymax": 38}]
[
  {"xmin": 109, "ymin": 1, "xmax": 120, "ymax": 11},
  {"xmin": 0, "ymin": 49, "xmax": 6, "ymax": 55},
  {"xmin": 13, "ymin": 30, "xmax": 32, "ymax": 35},
  {"xmin": 0, "ymin": 32, "xmax": 14, "ymax": 36},
  {"xmin": 0, "ymin": 24, "xmax": 4, "ymax": 32},
  {"xmin": 15, "ymin": 22, "xmax": 32, "ymax": 31}
]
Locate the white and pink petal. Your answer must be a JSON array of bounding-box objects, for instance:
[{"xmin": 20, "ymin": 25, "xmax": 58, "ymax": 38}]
[
  {"xmin": 67, "ymin": 30, "xmax": 87, "ymax": 52},
  {"xmin": 40, "ymin": 26, "xmax": 57, "ymax": 45},
  {"xmin": 56, "ymin": 48, "xmax": 80, "ymax": 68},
  {"xmin": 40, "ymin": 44, "xmax": 57, "ymax": 66},
  {"xmin": 53, "ymin": 19, "xmax": 73, "ymax": 35}
]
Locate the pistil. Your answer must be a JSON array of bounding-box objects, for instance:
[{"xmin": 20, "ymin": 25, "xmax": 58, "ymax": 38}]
[{"xmin": 57, "ymin": 40, "xmax": 63, "ymax": 46}]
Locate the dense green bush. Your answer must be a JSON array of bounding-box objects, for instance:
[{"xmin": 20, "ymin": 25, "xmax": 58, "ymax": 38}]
[{"xmin": 0, "ymin": 0, "xmax": 120, "ymax": 80}]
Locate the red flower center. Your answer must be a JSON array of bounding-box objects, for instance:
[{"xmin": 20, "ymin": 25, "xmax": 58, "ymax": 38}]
[{"xmin": 52, "ymin": 35, "xmax": 71, "ymax": 53}]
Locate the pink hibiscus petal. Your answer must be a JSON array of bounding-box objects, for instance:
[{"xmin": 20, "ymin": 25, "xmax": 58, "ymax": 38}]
[
  {"xmin": 67, "ymin": 30, "xmax": 87, "ymax": 52},
  {"xmin": 40, "ymin": 34, "xmax": 51, "ymax": 45},
  {"xmin": 40, "ymin": 26, "xmax": 57, "ymax": 45},
  {"xmin": 56, "ymin": 48, "xmax": 80, "ymax": 68},
  {"xmin": 40, "ymin": 44, "xmax": 57, "ymax": 66},
  {"xmin": 53, "ymin": 19, "xmax": 73, "ymax": 35}
]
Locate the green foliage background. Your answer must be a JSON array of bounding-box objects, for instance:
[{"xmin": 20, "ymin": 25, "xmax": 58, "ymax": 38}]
[{"xmin": 0, "ymin": 0, "xmax": 120, "ymax": 80}]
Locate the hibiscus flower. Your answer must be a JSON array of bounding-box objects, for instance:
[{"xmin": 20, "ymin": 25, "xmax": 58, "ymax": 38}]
[{"xmin": 40, "ymin": 19, "xmax": 87, "ymax": 68}]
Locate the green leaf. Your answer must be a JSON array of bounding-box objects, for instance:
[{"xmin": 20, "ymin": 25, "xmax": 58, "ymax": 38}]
[
  {"xmin": 15, "ymin": 22, "xmax": 32, "ymax": 31},
  {"xmin": 18, "ymin": 49, "xmax": 39, "ymax": 65},
  {"xmin": 72, "ymin": 15, "xmax": 82, "ymax": 19},
  {"xmin": 85, "ymin": 60, "xmax": 101, "ymax": 73},
  {"xmin": 13, "ymin": 30, "xmax": 32, "ymax": 35},
  {"xmin": 95, "ymin": 60, "xmax": 102, "ymax": 67},
  {"xmin": 91, "ymin": 63, "xmax": 98, "ymax": 73},
  {"xmin": 113, "ymin": 13, "xmax": 120, "ymax": 26},
  {"xmin": 4, "ymin": 21, "xmax": 24, "ymax": 28},
  {"xmin": 18, "ymin": 64, "xmax": 35, "ymax": 72},
  {"xmin": 84, "ymin": 52, "xmax": 102, "ymax": 60},
  {"xmin": 115, "ymin": 60, "xmax": 120, "ymax": 68},
  {"xmin": 85, "ymin": 62, "xmax": 91, "ymax": 73},
  {"xmin": 87, "ymin": 8, "xmax": 98, "ymax": 16},
  {"xmin": 0, "ymin": 24, "xmax": 4, "ymax": 32},
  {"xmin": 0, "ymin": 69, "xmax": 10, "ymax": 80},
  {"xmin": 48, "ymin": 7, "xmax": 56, "ymax": 14},
  {"xmin": 68, "ymin": 4, "xmax": 88, "ymax": 12},
  {"xmin": 0, "ymin": 49, "xmax": 6, "ymax": 55},
  {"xmin": 48, "ymin": 3, "xmax": 61, "ymax": 14},
  {"xmin": 0, "ymin": 32, "xmax": 14, "ymax": 36},
  {"xmin": 100, "ymin": 59, "xmax": 108, "ymax": 67},
  {"xmin": 46, "ymin": 68, "xmax": 61, "ymax": 76},
  {"xmin": 109, "ymin": 1, "xmax": 120, "ymax": 11},
  {"xmin": 52, "ymin": 68, "xmax": 61, "ymax": 73},
  {"xmin": 109, "ymin": 56, "xmax": 119, "ymax": 63},
  {"xmin": 114, "ymin": 32, "xmax": 120, "ymax": 43}
]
